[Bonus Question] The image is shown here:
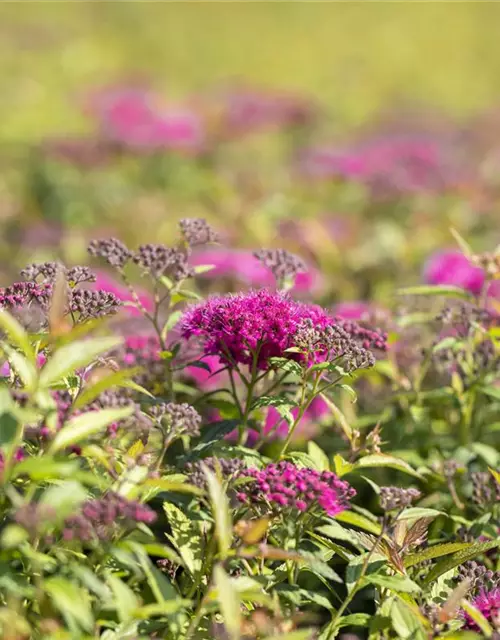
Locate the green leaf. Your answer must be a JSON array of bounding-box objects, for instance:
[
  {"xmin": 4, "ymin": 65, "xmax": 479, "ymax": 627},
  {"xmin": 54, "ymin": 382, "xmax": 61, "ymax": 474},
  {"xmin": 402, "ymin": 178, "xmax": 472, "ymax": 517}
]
[
  {"xmin": 39, "ymin": 336, "xmax": 122, "ymax": 387},
  {"xmin": 193, "ymin": 264, "xmax": 215, "ymax": 275},
  {"xmin": 12, "ymin": 457, "xmax": 79, "ymax": 480},
  {"xmin": 319, "ymin": 394, "xmax": 353, "ymax": 441},
  {"xmin": 182, "ymin": 419, "xmax": 240, "ymax": 461},
  {"xmin": 50, "ymin": 406, "xmax": 133, "ymax": 453},
  {"xmin": 404, "ymin": 542, "xmax": 473, "ymax": 568},
  {"xmin": 390, "ymin": 597, "xmax": 427, "ymax": 640},
  {"xmin": 397, "ymin": 508, "xmax": 445, "ymax": 521},
  {"xmin": 0, "ymin": 524, "xmax": 29, "ymax": 548},
  {"xmin": 74, "ymin": 367, "xmax": 142, "ymax": 409},
  {"xmin": 335, "ymin": 511, "xmax": 382, "ymax": 535},
  {"xmin": 461, "ymin": 600, "xmax": 494, "ymax": 637},
  {"xmin": 355, "ymin": 454, "xmax": 423, "ymax": 479},
  {"xmin": 0, "ymin": 309, "xmax": 35, "ymax": 362},
  {"xmin": 397, "ymin": 285, "xmax": 473, "ymax": 300},
  {"xmin": 333, "ymin": 454, "xmax": 354, "ymax": 477},
  {"xmin": 107, "ymin": 574, "xmax": 140, "ymax": 623},
  {"xmin": 251, "ymin": 396, "xmax": 298, "ymax": 410},
  {"xmin": 423, "ymin": 540, "xmax": 500, "ymax": 585},
  {"xmin": 307, "ymin": 442, "xmax": 330, "ymax": 471},
  {"xmin": 262, "ymin": 631, "xmax": 315, "ymax": 640},
  {"xmin": 268, "ymin": 357, "xmax": 303, "ymax": 376},
  {"xmin": 0, "ymin": 410, "xmax": 18, "ymax": 447},
  {"xmin": 365, "ymin": 573, "xmax": 421, "ymax": 594},
  {"xmin": 163, "ymin": 502, "xmax": 202, "ymax": 577},
  {"xmin": 203, "ymin": 466, "xmax": 232, "ymax": 559},
  {"xmin": 39, "ymin": 481, "xmax": 88, "ymax": 521},
  {"xmin": 214, "ymin": 565, "xmax": 241, "ymax": 640},
  {"xmin": 1, "ymin": 343, "xmax": 37, "ymax": 390},
  {"xmin": 44, "ymin": 576, "xmax": 93, "ymax": 632}
]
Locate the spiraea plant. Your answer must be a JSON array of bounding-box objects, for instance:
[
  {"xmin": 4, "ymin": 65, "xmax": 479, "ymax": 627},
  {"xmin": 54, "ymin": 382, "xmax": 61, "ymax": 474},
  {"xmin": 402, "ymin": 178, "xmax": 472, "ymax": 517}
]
[{"xmin": 0, "ymin": 223, "xmax": 499, "ymax": 639}]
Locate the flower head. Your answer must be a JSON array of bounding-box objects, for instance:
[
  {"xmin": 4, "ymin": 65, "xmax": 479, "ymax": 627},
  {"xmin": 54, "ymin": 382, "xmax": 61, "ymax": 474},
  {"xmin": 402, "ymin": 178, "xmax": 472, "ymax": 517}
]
[
  {"xmin": 63, "ymin": 492, "xmax": 156, "ymax": 542},
  {"xmin": 462, "ymin": 588, "xmax": 500, "ymax": 631},
  {"xmin": 235, "ymin": 461, "xmax": 355, "ymax": 516},
  {"xmin": 181, "ymin": 289, "xmax": 385, "ymax": 371},
  {"xmin": 423, "ymin": 250, "xmax": 485, "ymax": 295},
  {"xmin": 181, "ymin": 289, "xmax": 329, "ymax": 369}
]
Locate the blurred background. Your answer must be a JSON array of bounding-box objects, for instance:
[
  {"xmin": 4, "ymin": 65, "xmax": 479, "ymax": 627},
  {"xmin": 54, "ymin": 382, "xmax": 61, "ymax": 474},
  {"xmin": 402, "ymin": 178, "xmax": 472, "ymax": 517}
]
[{"xmin": 1, "ymin": 2, "xmax": 500, "ymax": 306}]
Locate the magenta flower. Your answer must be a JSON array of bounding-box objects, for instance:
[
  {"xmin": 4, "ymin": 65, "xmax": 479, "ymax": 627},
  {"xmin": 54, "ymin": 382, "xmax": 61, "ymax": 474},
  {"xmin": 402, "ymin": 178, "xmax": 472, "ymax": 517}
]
[
  {"xmin": 235, "ymin": 461, "xmax": 355, "ymax": 516},
  {"xmin": 423, "ymin": 251, "xmax": 485, "ymax": 295},
  {"xmin": 190, "ymin": 248, "xmax": 323, "ymax": 294},
  {"xmin": 300, "ymin": 135, "xmax": 458, "ymax": 194},
  {"xmin": 92, "ymin": 272, "xmax": 153, "ymax": 318},
  {"xmin": 185, "ymin": 354, "xmax": 228, "ymax": 391},
  {"xmin": 217, "ymin": 86, "xmax": 315, "ymax": 137},
  {"xmin": 462, "ymin": 588, "xmax": 500, "ymax": 631},
  {"xmin": 88, "ymin": 85, "xmax": 204, "ymax": 153},
  {"xmin": 333, "ymin": 301, "xmax": 373, "ymax": 321},
  {"xmin": 180, "ymin": 289, "xmax": 334, "ymax": 370}
]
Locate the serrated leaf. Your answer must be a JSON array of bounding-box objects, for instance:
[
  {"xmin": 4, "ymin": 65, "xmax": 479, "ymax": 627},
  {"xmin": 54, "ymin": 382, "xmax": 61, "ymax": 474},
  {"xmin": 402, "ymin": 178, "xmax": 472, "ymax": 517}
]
[
  {"xmin": 365, "ymin": 573, "xmax": 420, "ymax": 594},
  {"xmin": 423, "ymin": 540, "xmax": 500, "ymax": 585},
  {"xmin": 0, "ymin": 309, "xmax": 35, "ymax": 362},
  {"xmin": 333, "ymin": 454, "xmax": 354, "ymax": 477},
  {"xmin": 335, "ymin": 510, "xmax": 382, "ymax": 535},
  {"xmin": 1, "ymin": 343, "xmax": 37, "ymax": 390},
  {"xmin": 397, "ymin": 508, "xmax": 444, "ymax": 521},
  {"xmin": 203, "ymin": 465, "xmax": 232, "ymax": 559},
  {"xmin": 45, "ymin": 577, "xmax": 93, "ymax": 632},
  {"xmin": 39, "ymin": 336, "xmax": 122, "ymax": 387},
  {"xmin": 74, "ymin": 367, "xmax": 142, "ymax": 409},
  {"xmin": 183, "ymin": 419, "xmax": 241, "ymax": 461},
  {"xmin": 214, "ymin": 565, "xmax": 241, "ymax": 640},
  {"xmin": 397, "ymin": 285, "xmax": 473, "ymax": 300},
  {"xmin": 356, "ymin": 454, "xmax": 423, "ymax": 479},
  {"xmin": 107, "ymin": 574, "xmax": 140, "ymax": 623},
  {"xmin": 390, "ymin": 597, "xmax": 427, "ymax": 639},
  {"xmin": 319, "ymin": 393, "xmax": 353, "ymax": 441},
  {"xmin": 163, "ymin": 502, "xmax": 203, "ymax": 577},
  {"xmin": 307, "ymin": 442, "xmax": 330, "ymax": 471},
  {"xmin": 461, "ymin": 599, "xmax": 494, "ymax": 637},
  {"xmin": 49, "ymin": 406, "xmax": 133, "ymax": 453},
  {"xmin": 268, "ymin": 357, "xmax": 303, "ymax": 376}
]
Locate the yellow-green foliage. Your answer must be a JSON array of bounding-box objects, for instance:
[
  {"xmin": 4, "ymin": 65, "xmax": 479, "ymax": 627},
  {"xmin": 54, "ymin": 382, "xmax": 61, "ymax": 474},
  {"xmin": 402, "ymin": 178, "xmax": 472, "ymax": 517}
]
[{"xmin": 1, "ymin": 3, "xmax": 500, "ymax": 140}]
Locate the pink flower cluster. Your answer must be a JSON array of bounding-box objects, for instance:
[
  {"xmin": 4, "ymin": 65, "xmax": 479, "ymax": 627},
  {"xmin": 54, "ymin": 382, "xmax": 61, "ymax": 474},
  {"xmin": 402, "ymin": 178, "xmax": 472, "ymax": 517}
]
[
  {"xmin": 463, "ymin": 588, "xmax": 500, "ymax": 631},
  {"xmin": 235, "ymin": 461, "xmax": 355, "ymax": 516},
  {"xmin": 424, "ymin": 250, "xmax": 500, "ymax": 304},
  {"xmin": 63, "ymin": 492, "xmax": 156, "ymax": 542},
  {"xmin": 180, "ymin": 289, "xmax": 334, "ymax": 369},
  {"xmin": 190, "ymin": 248, "xmax": 323, "ymax": 295},
  {"xmin": 301, "ymin": 135, "xmax": 458, "ymax": 194},
  {"xmin": 88, "ymin": 86, "xmax": 204, "ymax": 154},
  {"xmin": 218, "ymin": 87, "xmax": 315, "ymax": 137}
]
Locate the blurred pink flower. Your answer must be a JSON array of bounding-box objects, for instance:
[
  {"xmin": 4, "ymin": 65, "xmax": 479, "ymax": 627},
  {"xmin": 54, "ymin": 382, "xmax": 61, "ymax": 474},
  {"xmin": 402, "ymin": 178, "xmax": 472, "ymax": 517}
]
[
  {"xmin": 190, "ymin": 248, "xmax": 323, "ymax": 294},
  {"xmin": 184, "ymin": 355, "xmax": 228, "ymax": 391},
  {"xmin": 93, "ymin": 272, "xmax": 154, "ymax": 317},
  {"xmin": 300, "ymin": 135, "xmax": 458, "ymax": 194},
  {"xmin": 218, "ymin": 87, "xmax": 315, "ymax": 137},
  {"xmin": 333, "ymin": 301, "xmax": 373, "ymax": 320},
  {"xmin": 423, "ymin": 251, "xmax": 485, "ymax": 295},
  {"xmin": 88, "ymin": 86, "xmax": 204, "ymax": 153}
]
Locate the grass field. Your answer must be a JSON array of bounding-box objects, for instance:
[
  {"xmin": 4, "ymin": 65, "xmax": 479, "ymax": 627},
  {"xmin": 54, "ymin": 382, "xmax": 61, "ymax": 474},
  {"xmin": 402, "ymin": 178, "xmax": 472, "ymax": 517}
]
[{"xmin": 2, "ymin": 3, "xmax": 500, "ymax": 141}]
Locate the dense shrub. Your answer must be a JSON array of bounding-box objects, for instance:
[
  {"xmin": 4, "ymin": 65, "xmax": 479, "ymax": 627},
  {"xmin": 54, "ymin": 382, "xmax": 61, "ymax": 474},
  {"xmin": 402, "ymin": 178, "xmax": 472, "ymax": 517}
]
[{"xmin": 0, "ymin": 218, "xmax": 498, "ymax": 639}]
